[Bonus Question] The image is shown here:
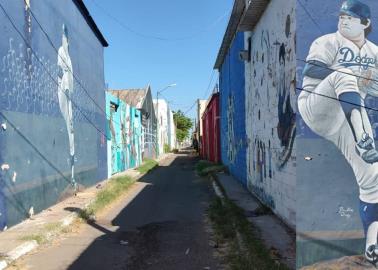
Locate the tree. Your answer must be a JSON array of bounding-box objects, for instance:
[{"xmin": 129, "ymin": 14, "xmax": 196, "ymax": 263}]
[{"xmin": 173, "ymin": 110, "xmax": 193, "ymax": 143}]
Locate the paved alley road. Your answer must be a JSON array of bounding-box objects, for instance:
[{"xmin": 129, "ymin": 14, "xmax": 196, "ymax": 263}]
[{"xmin": 12, "ymin": 152, "xmax": 220, "ymax": 270}]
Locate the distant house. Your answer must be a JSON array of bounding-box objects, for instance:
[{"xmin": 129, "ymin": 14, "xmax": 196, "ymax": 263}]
[
  {"xmin": 196, "ymin": 99, "xmax": 207, "ymax": 154},
  {"xmin": 201, "ymin": 93, "xmax": 220, "ymax": 163},
  {"xmin": 168, "ymin": 110, "xmax": 177, "ymax": 151},
  {"xmin": 153, "ymin": 99, "xmax": 176, "ymax": 155},
  {"xmin": 108, "ymin": 86, "xmax": 157, "ymax": 159},
  {"xmin": 0, "ymin": 0, "xmax": 108, "ymax": 229}
]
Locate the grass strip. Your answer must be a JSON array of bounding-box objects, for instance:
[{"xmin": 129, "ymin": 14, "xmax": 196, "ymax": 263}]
[
  {"xmin": 196, "ymin": 160, "xmax": 225, "ymax": 177},
  {"xmin": 20, "ymin": 159, "xmax": 157, "ymax": 244},
  {"xmin": 79, "ymin": 175, "xmax": 135, "ymax": 221},
  {"xmin": 208, "ymin": 197, "xmax": 290, "ymax": 270},
  {"xmin": 137, "ymin": 159, "xmax": 158, "ymax": 174},
  {"xmin": 19, "ymin": 221, "xmax": 74, "ymax": 245}
]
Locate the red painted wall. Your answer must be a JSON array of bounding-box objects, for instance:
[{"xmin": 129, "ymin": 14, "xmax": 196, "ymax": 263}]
[{"xmin": 201, "ymin": 93, "xmax": 220, "ymax": 163}]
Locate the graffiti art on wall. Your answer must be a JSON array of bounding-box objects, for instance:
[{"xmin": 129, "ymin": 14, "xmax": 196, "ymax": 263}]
[
  {"xmin": 57, "ymin": 24, "xmax": 75, "ymax": 188},
  {"xmin": 245, "ymin": 0, "xmax": 296, "ymax": 226},
  {"xmin": 277, "ymin": 27, "xmax": 296, "ymax": 167},
  {"xmin": 226, "ymin": 94, "xmax": 236, "ymax": 163},
  {"xmin": 1, "ymin": 37, "xmax": 97, "ymax": 122},
  {"xmin": 298, "ymin": 0, "xmax": 378, "ymax": 265},
  {"xmin": 0, "ymin": 0, "xmax": 107, "ymax": 229},
  {"xmin": 106, "ymin": 93, "xmax": 142, "ymax": 175}
]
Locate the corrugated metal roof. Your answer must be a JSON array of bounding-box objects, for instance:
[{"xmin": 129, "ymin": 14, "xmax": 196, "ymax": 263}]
[
  {"xmin": 107, "ymin": 88, "xmax": 148, "ymax": 109},
  {"xmin": 214, "ymin": 0, "xmax": 245, "ymax": 70},
  {"xmin": 214, "ymin": 0, "xmax": 271, "ymax": 69},
  {"xmin": 72, "ymin": 0, "xmax": 108, "ymax": 47},
  {"xmin": 238, "ymin": 0, "xmax": 270, "ymax": 31}
]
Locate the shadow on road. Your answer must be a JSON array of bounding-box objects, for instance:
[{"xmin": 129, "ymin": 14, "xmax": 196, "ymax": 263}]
[{"xmin": 65, "ymin": 153, "xmax": 219, "ymax": 270}]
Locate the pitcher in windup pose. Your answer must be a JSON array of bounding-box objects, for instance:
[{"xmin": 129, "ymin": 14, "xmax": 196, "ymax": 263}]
[
  {"xmin": 298, "ymin": 0, "xmax": 378, "ymax": 265},
  {"xmin": 57, "ymin": 24, "xmax": 75, "ymax": 190}
]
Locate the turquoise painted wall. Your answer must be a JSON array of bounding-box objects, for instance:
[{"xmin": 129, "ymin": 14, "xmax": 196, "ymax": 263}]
[{"xmin": 106, "ymin": 93, "xmax": 142, "ymax": 175}]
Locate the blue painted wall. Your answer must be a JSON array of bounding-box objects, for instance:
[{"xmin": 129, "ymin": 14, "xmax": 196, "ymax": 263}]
[
  {"xmin": 297, "ymin": 0, "xmax": 378, "ymax": 267},
  {"xmin": 219, "ymin": 32, "xmax": 247, "ymax": 186},
  {"xmin": 0, "ymin": 0, "xmax": 107, "ymax": 229}
]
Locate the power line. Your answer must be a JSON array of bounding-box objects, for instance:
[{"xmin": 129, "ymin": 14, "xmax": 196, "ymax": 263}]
[
  {"xmin": 23, "ymin": 0, "xmax": 109, "ymax": 119},
  {"xmin": 203, "ymin": 70, "xmax": 216, "ymax": 99},
  {"xmin": 184, "ymin": 100, "xmax": 197, "ymax": 115},
  {"xmin": 0, "ymin": 111, "xmax": 72, "ymax": 185},
  {"xmin": 0, "ymin": 2, "xmax": 107, "ymax": 138},
  {"xmin": 22, "ymin": 0, "xmax": 137, "ymax": 131},
  {"xmin": 90, "ymin": 0, "xmax": 229, "ymax": 42},
  {"xmin": 298, "ymin": 58, "xmax": 378, "ymax": 84},
  {"xmin": 296, "ymin": 86, "xmax": 378, "ymax": 113},
  {"xmin": 298, "ymin": 0, "xmax": 323, "ymax": 35}
]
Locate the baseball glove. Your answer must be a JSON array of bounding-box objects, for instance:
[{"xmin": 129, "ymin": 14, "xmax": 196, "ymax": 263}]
[{"xmin": 357, "ymin": 68, "xmax": 378, "ymax": 97}]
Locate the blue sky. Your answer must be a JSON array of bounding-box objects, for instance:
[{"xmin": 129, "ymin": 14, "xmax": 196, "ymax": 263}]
[{"xmin": 83, "ymin": 0, "xmax": 233, "ymax": 119}]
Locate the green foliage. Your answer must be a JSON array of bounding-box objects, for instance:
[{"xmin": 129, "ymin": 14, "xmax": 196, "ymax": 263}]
[
  {"xmin": 164, "ymin": 144, "xmax": 170, "ymax": 153},
  {"xmin": 196, "ymin": 160, "xmax": 225, "ymax": 177},
  {"xmin": 137, "ymin": 159, "xmax": 158, "ymax": 174},
  {"xmin": 173, "ymin": 110, "xmax": 193, "ymax": 143},
  {"xmin": 80, "ymin": 175, "xmax": 135, "ymax": 221},
  {"xmin": 208, "ymin": 197, "xmax": 290, "ymax": 270}
]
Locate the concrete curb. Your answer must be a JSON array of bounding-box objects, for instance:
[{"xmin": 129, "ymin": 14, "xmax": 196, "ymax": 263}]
[
  {"xmin": 0, "ymin": 260, "xmax": 7, "ymax": 270},
  {"xmin": 0, "ymin": 212, "xmax": 79, "ymax": 269},
  {"xmin": 0, "ymin": 154, "xmax": 173, "ymax": 269},
  {"xmin": 210, "ymin": 172, "xmax": 296, "ymax": 270},
  {"xmin": 0, "ymin": 240, "xmax": 38, "ymax": 270}
]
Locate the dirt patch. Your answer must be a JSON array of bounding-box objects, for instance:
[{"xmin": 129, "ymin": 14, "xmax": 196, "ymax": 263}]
[{"xmin": 124, "ymin": 221, "xmax": 220, "ymax": 270}]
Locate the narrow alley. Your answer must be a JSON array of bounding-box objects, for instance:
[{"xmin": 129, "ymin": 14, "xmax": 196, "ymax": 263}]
[{"xmin": 9, "ymin": 152, "xmax": 221, "ymax": 270}]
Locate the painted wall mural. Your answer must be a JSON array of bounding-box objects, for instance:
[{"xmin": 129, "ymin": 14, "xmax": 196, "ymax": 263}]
[
  {"xmin": 297, "ymin": 0, "xmax": 378, "ymax": 267},
  {"xmin": 245, "ymin": 0, "xmax": 296, "ymax": 228},
  {"xmin": 106, "ymin": 93, "xmax": 142, "ymax": 176},
  {"xmin": 0, "ymin": 0, "xmax": 107, "ymax": 230},
  {"xmin": 57, "ymin": 24, "xmax": 75, "ymax": 189}
]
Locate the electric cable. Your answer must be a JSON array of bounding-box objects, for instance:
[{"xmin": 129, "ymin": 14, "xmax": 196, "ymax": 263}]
[
  {"xmin": 298, "ymin": 0, "xmax": 324, "ymax": 35},
  {"xmin": 202, "ymin": 70, "xmax": 216, "ymax": 99},
  {"xmin": 0, "ymin": 111, "xmax": 72, "ymax": 185},
  {"xmin": 90, "ymin": 0, "xmax": 229, "ymax": 42},
  {"xmin": 295, "ymin": 86, "xmax": 378, "ymax": 112},
  {"xmin": 298, "ymin": 58, "xmax": 378, "ymax": 84},
  {"xmin": 0, "ymin": 2, "xmax": 107, "ymax": 139},
  {"xmin": 22, "ymin": 0, "xmax": 111, "ymax": 121}
]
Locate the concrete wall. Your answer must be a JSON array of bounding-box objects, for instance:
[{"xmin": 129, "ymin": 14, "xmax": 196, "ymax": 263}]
[
  {"xmin": 168, "ymin": 110, "xmax": 176, "ymax": 150},
  {"xmin": 0, "ymin": 0, "xmax": 107, "ymax": 229},
  {"xmin": 153, "ymin": 99, "xmax": 169, "ymax": 156},
  {"xmin": 141, "ymin": 89, "xmax": 157, "ymax": 159},
  {"xmin": 245, "ymin": 0, "xmax": 296, "ymax": 228},
  {"xmin": 296, "ymin": 0, "xmax": 378, "ymax": 267},
  {"xmin": 106, "ymin": 93, "xmax": 142, "ymax": 176},
  {"xmin": 219, "ymin": 32, "xmax": 247, "ymax": 186},
  {"xmin": 202, "ymin": 93, "xmax": 220, "ymax": 163}
]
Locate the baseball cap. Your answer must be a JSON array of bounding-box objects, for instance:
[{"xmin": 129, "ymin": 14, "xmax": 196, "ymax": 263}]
[{"xmin": 340, "ymin": 0, "xmax": 371, "ymax": 20}]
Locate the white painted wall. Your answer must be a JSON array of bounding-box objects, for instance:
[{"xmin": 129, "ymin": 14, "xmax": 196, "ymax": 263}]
[
  {"xmin": 168, "ymin": 110, "xmax": 176, "ymax": 150},
  {"xmin": 245, "ymin": 0, "xmax": 296, "ymax": 228},
  {"xmin": 153, "ymin": 99, "xmax": 169, "ymax": 156}
]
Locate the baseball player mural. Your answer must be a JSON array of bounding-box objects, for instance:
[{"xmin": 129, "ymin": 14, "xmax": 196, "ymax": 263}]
[
  {"xmin": 57, "ymin": 24, "xmax": 76, "ymax": 190},
  {"xmin": 298, "ymin": 0, "xmax": 378, "ymax": 265}
]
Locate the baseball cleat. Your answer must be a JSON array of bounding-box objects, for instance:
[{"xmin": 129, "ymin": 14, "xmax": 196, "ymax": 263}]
[
  {"xmin": 365, "ymin": 244, "xmax": 378, "ymax": 266},
  {"xmin": 357, "ymin": 133, "xmax": 374, "ymax": 151},
  {"xmin": 356, "ymin": 133, "xmax": 378, "ymax": 164}
]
